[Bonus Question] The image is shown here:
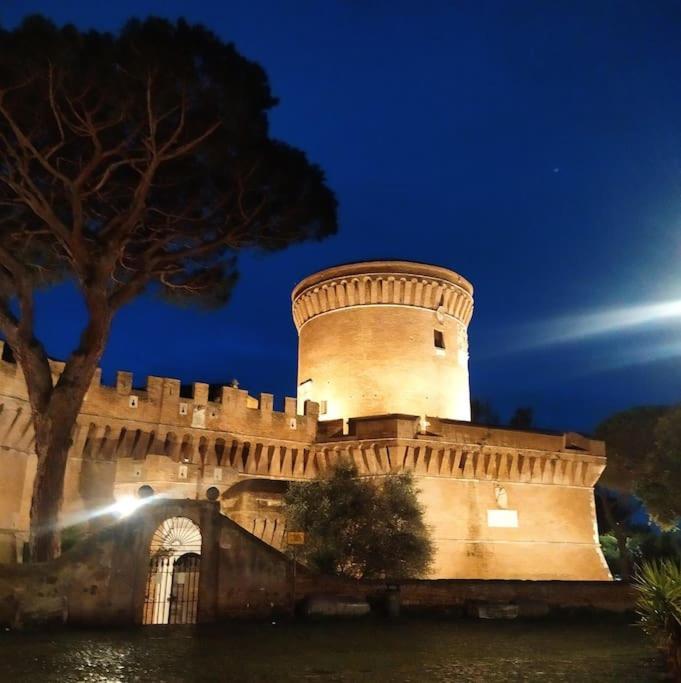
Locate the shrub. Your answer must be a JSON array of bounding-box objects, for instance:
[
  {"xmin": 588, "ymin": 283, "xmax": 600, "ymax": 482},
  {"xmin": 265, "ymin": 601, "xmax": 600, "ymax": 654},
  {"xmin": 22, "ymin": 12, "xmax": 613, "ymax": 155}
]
[
  {"xmin": 634, "ymin": 559, "xmax": 681, "ymax": 679},
  {"xmin": 284, "ymin": 460, "xmax": 433, "ymax": 579}
]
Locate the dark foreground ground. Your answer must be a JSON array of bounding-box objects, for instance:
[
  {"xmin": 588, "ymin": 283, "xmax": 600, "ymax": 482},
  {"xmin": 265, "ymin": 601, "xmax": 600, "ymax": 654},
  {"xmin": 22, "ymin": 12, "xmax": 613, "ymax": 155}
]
[{"xmin": 0, "ymin": 615, "xmax": 662, "ymax": 682}]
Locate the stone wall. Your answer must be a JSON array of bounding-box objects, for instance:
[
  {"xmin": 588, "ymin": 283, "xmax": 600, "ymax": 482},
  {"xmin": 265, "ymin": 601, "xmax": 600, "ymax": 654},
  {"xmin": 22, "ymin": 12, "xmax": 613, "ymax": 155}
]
[
  {"xmin": 0, "ymin": 345, "xmax": 319, "ymax": 560},
  {"xmin": 0, "ymin": 500, "xmax": 293, "ymax": 627},
  {"xmin": 296, "ymin": 575, "xmax": 636, "ymax": 616},
  {"xmin": 314, "ymin": 415, "xmax": 610, "ymax": 580},
  {"xmin": 293, "ymin": 261, "xmax": 474, "ymax": 421},
  {"xmin": 0, "ymin": 499, "xmax": 632, "ymax": 628},
  {"xmin": 0, "ymin": 344, "xmax": 611, "ymax": 582}
]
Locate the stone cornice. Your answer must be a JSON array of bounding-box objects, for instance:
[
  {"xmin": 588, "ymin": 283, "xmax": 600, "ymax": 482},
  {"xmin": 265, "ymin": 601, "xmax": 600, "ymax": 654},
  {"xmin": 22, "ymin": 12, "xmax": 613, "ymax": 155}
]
[
  {"xmin": 311, "ymin": 438, "xmax": 605, "ymax": 488},
  {"xmin": 110, "ymin": 433, "xmax": 604, "ymax": 489},
  {"xmin": 0, "ymin": 381, "xmax": 605, "ymax": 489},
  {"xmin": 291, "ymin": 260, "xmax": 474, "ymax": 331}
]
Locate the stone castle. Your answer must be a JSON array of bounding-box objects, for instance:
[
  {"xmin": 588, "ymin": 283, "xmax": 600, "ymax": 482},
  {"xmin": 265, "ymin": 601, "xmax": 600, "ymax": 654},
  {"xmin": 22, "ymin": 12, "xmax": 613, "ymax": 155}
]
[{"xmin": 0, "ymin": 260, "xmax": 611, "ymax": 580}]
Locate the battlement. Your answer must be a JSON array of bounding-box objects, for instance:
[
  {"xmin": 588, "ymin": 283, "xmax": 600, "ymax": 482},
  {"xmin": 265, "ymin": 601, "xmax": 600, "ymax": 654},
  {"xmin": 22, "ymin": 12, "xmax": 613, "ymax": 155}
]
[
  {"xmin": 291, "ymin": 260, "xmax": 474, "ymax": 331},
  {"xmin": 316, "ymin": 413, "xmax": 605, "ymax": 458},
  {"xmin": 0, "ymin": 341, "xmax": 319, "ymax": 440}
]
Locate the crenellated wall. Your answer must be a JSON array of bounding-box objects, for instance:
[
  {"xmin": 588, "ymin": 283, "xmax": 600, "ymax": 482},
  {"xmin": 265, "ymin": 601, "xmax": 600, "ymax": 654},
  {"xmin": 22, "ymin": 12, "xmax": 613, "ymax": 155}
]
[
  {"xmin": 0, "ymin": 343, "xmax": 320, "ymax": 561},
  {"xmin": 0, "ymin": 342, "xmax": 610, "ymax": 581},
  {"xmin": 0, "ymin": 342, "xmax": 318, "ymax": 437}
]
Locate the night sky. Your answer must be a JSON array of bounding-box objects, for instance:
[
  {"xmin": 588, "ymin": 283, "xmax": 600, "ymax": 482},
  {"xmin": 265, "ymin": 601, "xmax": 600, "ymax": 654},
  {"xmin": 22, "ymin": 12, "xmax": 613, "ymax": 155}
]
[{"xmin": 3, "ymin": 1, "xmax": 681, "ymax": 433}]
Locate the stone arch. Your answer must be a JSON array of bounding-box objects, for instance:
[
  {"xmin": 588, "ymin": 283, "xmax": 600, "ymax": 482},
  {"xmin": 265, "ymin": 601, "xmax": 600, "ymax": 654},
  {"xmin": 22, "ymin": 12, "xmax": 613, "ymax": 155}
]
[
  {"xmin": 213, "ymin": 438, "xmax": 226, "ymax": 466},
  {"xmin": 180, "ymin": 433, "xmax": 193, "ymax": 463},
  {"xmin": 143, "ymin": 516, "xmax": 202, "ymax": 625},
  {"xmin": 240, "ymin": 441, "xmax": 251, "ymax": 472},
  {"xmin": 81, "ymin": 422, "xmax": 99, "ymax": 459},
  {"xmin": 198, "ymin": 436, "xmax": 209, "ymax": 465},
  {"xmin": 101, "ymin": 425, "xmax": 118, "ymax": 461}
]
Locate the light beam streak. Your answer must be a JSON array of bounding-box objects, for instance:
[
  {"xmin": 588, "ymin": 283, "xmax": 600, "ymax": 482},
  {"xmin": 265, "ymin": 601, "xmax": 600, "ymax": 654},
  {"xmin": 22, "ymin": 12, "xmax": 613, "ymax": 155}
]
[{"xmin": 508, "ymin": 298, "xmax": 681, "ymax": 352}]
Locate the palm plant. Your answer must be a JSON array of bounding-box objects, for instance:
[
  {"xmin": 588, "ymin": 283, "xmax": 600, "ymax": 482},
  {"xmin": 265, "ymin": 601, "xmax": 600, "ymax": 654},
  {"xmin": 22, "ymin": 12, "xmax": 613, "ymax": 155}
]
[{"xmin": 634, "ymin": 559, "xmax": 681, "ymax": 680}]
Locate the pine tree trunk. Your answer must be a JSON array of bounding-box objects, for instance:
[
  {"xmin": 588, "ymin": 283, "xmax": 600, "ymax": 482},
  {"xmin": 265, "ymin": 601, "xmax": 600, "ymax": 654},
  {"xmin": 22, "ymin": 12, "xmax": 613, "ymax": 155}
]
[
  {"xmin": 29, "ymin": 412, "xmax": 77, "ymax": 561},
  {"xmin": 25, "ymin": 319, "xmax": 110, "ymax": 561}
]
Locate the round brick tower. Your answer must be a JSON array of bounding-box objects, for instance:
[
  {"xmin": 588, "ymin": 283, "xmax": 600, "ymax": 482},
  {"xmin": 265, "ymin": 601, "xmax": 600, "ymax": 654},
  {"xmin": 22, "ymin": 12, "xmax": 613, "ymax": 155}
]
[{"xmin": 292, "ymin": 260, "xmax": 474, "ymax": 422}]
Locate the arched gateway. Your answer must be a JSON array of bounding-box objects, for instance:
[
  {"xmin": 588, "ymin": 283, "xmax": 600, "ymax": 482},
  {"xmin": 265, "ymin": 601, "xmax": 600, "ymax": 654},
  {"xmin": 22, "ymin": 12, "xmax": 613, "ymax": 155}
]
[{"xmin": 143, "ymin": 517, "xmax": 202, "ymax": 625}]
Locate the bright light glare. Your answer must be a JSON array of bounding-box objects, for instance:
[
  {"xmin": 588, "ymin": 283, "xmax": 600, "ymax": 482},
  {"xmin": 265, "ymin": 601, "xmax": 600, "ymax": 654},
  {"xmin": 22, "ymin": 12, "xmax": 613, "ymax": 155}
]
[
  {"xmin": 52, "ymin": 492, "xmax": 162, "ymax": 534},
  {"xmin": 545, "ymin": 299, "xmax": 681, "ymax": 344},
  {"xmin": 112, "ymin": 495, "xmax": 144, "ymax": 518},
  {"xmin": 509, "ymin": 298, "xmax": 681, "ymax": 352}
]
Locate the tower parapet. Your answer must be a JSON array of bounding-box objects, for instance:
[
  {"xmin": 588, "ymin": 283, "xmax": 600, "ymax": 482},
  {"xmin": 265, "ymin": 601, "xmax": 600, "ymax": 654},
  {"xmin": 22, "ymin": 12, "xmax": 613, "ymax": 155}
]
[
  {"xmin": 292, "ymin": 261, "xmax": 474, "ymax": 422},
  {"xmin": 292, "ymin": 260, "xmax": 473, "ymax": 330}
]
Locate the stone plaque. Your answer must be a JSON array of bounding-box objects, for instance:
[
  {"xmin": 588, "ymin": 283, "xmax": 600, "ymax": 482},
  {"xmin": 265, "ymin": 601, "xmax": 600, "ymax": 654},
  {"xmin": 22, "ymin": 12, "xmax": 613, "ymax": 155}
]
[
  {"xmin": 286, "ymin": 531, "xmax": 305, "ymax": 545},
  {"xmin": 487, "ymin": 509, "xmax": 518, "ymax": 528}
]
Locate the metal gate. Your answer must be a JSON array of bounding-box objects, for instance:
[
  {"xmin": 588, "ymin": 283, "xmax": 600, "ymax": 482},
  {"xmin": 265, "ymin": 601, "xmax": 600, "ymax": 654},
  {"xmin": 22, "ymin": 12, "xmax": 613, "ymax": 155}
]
[{"xmin": 143, "ymin": 552, "xmax": 201, "ymax": 625}]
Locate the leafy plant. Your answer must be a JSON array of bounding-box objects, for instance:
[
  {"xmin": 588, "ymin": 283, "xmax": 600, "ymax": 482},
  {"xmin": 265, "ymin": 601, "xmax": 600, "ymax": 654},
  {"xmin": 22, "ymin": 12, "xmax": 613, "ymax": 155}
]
[
  {"xmin": 599, "ymin": 533, "xmax": 622, "ymax": 575},
  {"xmin": 595, "ymin": 405, "xmax": 681, "ymax": 576},
  {"xmin": 596, "ymin": 405, "xmax": 681, "ymax": 530},
  {"xmin": 634, "ymin": 559, "xmax": 681, "ymax": 679},
  {"xmin": 60, "ymin": 522, "xmax": 91, "ymax": 553},
  {"xmin": 284, "ymin": 460, "xmax": 433, "ymax": 579}
]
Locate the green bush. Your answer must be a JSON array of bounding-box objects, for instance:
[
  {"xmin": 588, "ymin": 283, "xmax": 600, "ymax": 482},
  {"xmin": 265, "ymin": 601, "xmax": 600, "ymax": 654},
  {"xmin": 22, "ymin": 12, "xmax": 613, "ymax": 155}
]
[
  {"xmin": 599, "ymin": 533, "xmax": 622, "ymax": 575},
  {"xmin": 284, "ymin": 460, "xmax": 433, "ymax": 579},
  {"xmin": 60, "ymin": 522, "xmax": 91, "ymax": 553},
  {"xmin": 634, "ymin": 559, "xmax": 681, "ymax": 679}
]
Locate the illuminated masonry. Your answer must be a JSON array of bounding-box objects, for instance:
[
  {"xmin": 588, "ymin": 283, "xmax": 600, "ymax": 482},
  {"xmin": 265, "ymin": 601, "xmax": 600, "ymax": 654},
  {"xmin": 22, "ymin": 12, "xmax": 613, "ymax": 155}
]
[
  {"xmin": 0, "ymin": 260, "xmax": 611, "ymax": 581},
  {"xmin": 293, "ymin": 261, "xmax": 473, "ymax": 422}
]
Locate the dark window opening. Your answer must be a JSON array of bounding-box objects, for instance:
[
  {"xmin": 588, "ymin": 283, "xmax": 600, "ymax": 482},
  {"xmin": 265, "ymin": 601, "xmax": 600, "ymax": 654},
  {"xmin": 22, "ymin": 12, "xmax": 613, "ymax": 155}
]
[
  {"xmin": 434, "ymin": 330, "xmax": 445, "ymax": 349},
  {"xmin": 138, "ymin": 484, "xmax": 155, "ymax": 498},
  {"xmin": 1, "ymin": 343, "xmax": 15, "ymax": 362}
]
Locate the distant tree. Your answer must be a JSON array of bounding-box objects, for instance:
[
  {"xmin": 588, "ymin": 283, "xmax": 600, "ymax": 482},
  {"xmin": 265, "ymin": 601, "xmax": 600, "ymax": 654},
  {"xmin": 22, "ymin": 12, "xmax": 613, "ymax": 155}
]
[
  {"xmin": 595, "ymin": 486, "xmax": 640, "ymax": 579},
  {"xmin": 509, "ymin": 406, "xmax": 533, "ymax": 429},
  {"xmin": 284, "ymin": 461, "xmax": 433, "ymax": 579},
  {"xmin": 595, "ymin": 406, "xmax": 669, "ymax": 492},
  {"xmin": 629, "ymin": 528, "xmax": 681, "ymax": 565},
  {"xmin": 0, "ymin": 16, "xmax": 337, "ymax": 560},
  {"xmin": 595, "ymin": 405, "xmax": 681, "ymax": 576},
  {"xmin": 599, "ymin": 532, "xmax": 622, "ymax": 576},
  {"xmin": 594, "ymin": 487, "xmax": 671, "ymax": 579},
  {"xmin": 470, "ymin": 398, "xmax": 499, "ymax": 425},
  {"xmin": 641, "ymin": 407, "xmax": 681, "ymax": 527},
  {"xmin": 600, "ymin": 526, "xmax": 681, "ymax": 578},
  {"xmin": 596, "ymin": 406, "xmax": 681, "ymax": 528}
]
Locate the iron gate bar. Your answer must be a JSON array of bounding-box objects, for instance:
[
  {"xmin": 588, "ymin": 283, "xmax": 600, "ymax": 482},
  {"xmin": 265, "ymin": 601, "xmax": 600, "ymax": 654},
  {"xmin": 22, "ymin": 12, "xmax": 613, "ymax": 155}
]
[
  {"xmin": 143, "ymin": 553, "xmax": 201, "ymax": 625},
  {"xmin": 169, "ymin": 553, "xmax": 200, "ymax": 625}
]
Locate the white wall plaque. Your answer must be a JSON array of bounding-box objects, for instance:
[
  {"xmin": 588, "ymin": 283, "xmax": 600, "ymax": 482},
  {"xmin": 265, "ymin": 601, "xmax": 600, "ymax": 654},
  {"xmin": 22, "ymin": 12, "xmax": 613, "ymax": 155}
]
[
  {"xmin": 487, "ymin": 509, "xmax": 518, "ymax": 528},
  {"xmin": 191, "ymin": 405, "xmax": 206, "ymax": 428}
]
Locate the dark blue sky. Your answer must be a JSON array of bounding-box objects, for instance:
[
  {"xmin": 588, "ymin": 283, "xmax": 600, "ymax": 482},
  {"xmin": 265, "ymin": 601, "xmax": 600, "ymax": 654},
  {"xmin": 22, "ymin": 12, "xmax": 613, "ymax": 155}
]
[{"xmin": 4, "ymin": 1, "xmax": 681, "ymax": 432}]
